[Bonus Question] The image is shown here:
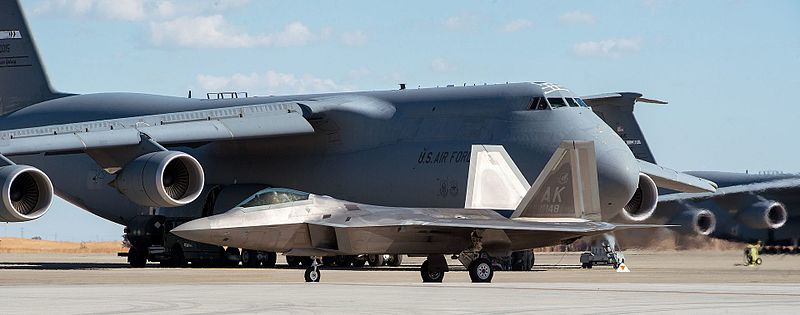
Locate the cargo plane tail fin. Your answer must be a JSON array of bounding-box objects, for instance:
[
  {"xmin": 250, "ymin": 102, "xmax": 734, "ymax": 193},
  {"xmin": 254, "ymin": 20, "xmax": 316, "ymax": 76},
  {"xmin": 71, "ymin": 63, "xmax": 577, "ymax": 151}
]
[{"xmin": 0, "ymin": 0, "xmax": 70, "ymax": 115}]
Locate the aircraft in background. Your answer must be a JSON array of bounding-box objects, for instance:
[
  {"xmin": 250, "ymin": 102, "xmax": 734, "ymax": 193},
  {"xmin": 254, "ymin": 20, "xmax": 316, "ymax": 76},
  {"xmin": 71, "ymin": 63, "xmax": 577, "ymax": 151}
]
[
  {"xmin": 587, "ymin": 92, "xmax": 797, "ymax": 249},
  {"xmin": 174, "ymin": 142, "xmax": 658, "ymax": 282},
  {"xmin": 0, "ymin": 1, "xmax": 712, "ymax": 267}
]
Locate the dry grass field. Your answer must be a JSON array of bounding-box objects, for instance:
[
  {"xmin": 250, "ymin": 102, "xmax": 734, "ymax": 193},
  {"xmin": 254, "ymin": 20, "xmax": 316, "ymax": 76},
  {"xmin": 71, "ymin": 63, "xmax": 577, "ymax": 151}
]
[{"xmin": 0, "ymin": 237, "xmax": 125, "ymax": 254}]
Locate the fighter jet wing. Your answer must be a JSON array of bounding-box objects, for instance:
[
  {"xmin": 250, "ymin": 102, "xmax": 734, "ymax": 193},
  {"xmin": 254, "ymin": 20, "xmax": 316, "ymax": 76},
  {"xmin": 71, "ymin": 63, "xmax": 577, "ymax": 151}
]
[
  {"xmin": 308, "ymin": 209, "xmax": 618, "ymax": 235},
  {"xmin": 0, "ymin": 101, "xmax": 314, "ymax": 156},
  {"xmin": 638, "ymin": 159, "xmax": 717, "ymax": 193}
]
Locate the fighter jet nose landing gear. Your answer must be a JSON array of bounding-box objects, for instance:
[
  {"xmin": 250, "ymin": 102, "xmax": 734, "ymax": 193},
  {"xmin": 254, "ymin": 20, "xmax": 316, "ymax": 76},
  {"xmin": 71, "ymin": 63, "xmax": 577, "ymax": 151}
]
[{"xmin": 304, "ymin": 257, "xmax": 321, "ymax": 282}]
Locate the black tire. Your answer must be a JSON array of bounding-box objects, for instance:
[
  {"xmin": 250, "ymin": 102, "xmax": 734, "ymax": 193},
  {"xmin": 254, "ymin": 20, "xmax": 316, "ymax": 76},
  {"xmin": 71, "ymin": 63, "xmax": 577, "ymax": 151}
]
[
  {"xmin": 128, "ymin": 247, "xmax": 147, "ymax": 268},
  {"xmin": 755, "ymin": 257, "xmax": 763, "ymax": 265},
  {"xmin": 367, "ymin": 254, "xmax": 384, "ymax": 267},
  {"xmin": 224, "ymin": 247, "xmax": 241, "ymax": 267},
  {"xmin": 420, "ymin": 260, "xmax": 444, "ymax": 283},
  {"xmin": 286, "ymin": 256, "xmax": 300, "ymax": 267},
  {"xmin": 387, "ymin": 254, "xmax": 403, "ymax": 267},
  {"xmin": 241, "ymin": 249, "xmax": 259, "ymax": 268},
  {"xmin": 304, "ymin": 266, "xmax": 321, "ymax": 282},
  {"xmin": 170, "ymin": 245, "xmax": 187, "ymax": 268},
  {"xmin": 468, "ymin": 258, "xmax": 493, "ymax": 283},
  {"xmin": 511, "ymin": 250, "xmax": 534, "ymax": 271},
  {"xmin": 260, "ymin": 251, "xmax": 277, "ymax": 268}
]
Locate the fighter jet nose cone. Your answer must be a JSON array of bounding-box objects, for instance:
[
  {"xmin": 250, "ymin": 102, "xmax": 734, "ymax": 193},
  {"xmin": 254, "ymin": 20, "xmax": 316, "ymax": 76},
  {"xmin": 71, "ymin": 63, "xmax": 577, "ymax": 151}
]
[
  {"xmin": 171, "ymin": 218, "xmax": 213, "ymax": 242},
  {"xmin": 595, "ymin": 146, "xmax": 639, "ymax": 218}
]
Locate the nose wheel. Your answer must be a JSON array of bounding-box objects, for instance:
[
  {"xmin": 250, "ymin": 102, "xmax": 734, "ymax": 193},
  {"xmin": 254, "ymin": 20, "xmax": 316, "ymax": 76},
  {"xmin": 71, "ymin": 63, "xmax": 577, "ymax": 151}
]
[{"xmin": 304, "ymin": 257, "xmax": 321, "ymax": 282}]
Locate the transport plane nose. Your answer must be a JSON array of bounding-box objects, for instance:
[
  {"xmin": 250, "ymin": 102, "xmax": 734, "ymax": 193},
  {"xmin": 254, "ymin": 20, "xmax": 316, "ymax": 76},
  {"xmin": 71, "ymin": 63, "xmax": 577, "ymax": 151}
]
[{"xmin": 591, "ymin": 125, "xmax": 640, "ymax": 219}]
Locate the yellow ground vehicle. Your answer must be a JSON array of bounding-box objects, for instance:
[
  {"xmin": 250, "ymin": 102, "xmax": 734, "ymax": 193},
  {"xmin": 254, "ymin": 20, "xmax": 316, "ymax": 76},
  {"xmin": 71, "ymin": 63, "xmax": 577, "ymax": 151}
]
[{"xmin": 744, "ymin": 242, "xmax": 763, "ymax": 266}]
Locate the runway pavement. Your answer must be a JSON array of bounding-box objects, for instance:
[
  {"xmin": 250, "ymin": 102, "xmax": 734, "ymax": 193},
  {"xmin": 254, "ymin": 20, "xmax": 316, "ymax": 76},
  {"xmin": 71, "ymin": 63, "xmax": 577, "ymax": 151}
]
[{"xmin": 1, "ymin": 250, "xmax": 799, "ymax": 314}]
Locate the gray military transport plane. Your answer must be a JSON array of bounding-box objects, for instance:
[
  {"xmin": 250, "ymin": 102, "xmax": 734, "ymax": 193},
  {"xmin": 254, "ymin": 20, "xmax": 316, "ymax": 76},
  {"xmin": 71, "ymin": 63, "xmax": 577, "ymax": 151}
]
[
  {"xmin": 587, "ymin": 93, "xmax": 798, "ymax": 250},
  {"xmin": 0, "ymin": 1, "xmax": 713, "ymax": 267},
  {"xmin": 173, "ymin": 141, "xmax": 659, "ymax": 282}
]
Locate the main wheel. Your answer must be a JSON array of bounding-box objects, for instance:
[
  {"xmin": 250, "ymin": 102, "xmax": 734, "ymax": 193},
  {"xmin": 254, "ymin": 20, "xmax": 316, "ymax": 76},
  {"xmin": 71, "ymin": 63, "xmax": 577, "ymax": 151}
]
[
  {"xmin": 352, "ymin": 257, "xmax": 367, "ymax": 268},
  {"xmin": 511, "ymin": 250, "xmax": 534, "ymax": 271},
  {"xmin": 128, "ymin": 247, "xmax": 147, "ymax": 268},
  {"xmin": 367, "ymin": 254, "xmax": 384, "ymax": 267},
  {"xmin": 224, "ymin": 247, "xmax": 240, "ymax": 267},
  {"xmin": 420, "ymin": 260, "xmax": 444, "ymax": 283},
  {"xmin": 304, "ymin": 266, "xmax": 321, "ymax": 282},
  {"xmin": 387, "ymin": 254, "xmax": 403, "ymax": 267},
  {"xmin": 468, "ymin": 258, "xmax": 493, "ymax": 283},
  {"xmin": 755, "ymin": 257, "xmax": 763, "ymax": 265},
  {"xmin": 260, "ymin": 251, "xmax": 277, "ymax": 268},
  {"xmin": 170, "ymin": 245, "xmax": 187, "ymax": 268},
  {"xmin": 241, "ymin": 249, "xmax": 259, "ymax": 268}
]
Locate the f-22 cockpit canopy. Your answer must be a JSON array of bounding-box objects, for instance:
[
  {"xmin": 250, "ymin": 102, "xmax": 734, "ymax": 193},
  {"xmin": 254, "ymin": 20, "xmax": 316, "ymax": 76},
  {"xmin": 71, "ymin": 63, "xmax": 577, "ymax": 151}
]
[
  {"xmin": 237, "ymin": 188, "xmax": 310, "ymax": 210},
  {"xmin": 529, "ymin": 81, "xmax": 589, "ymax": 110}
]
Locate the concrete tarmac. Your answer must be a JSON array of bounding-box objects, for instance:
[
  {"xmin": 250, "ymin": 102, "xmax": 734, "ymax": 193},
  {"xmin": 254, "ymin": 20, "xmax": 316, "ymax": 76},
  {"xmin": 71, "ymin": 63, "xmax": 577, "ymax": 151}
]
[{"xmin": 1, "ymin": 250, "xmax": 799, "ymax": 314}]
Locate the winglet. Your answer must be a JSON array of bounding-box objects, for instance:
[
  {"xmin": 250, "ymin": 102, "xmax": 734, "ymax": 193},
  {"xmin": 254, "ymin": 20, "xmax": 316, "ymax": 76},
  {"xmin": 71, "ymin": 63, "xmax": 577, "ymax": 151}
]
[
  {"xmin": 512, "ymin": 141, "xmax": 602, "ymax": 221},
  {"xmin": 465, "ymin": 145, "xmax": 530, "ymax": 210}
]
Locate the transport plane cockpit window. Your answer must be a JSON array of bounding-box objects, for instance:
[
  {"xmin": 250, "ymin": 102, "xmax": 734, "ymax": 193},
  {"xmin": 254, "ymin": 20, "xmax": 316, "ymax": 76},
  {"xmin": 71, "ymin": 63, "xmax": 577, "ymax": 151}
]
[
  {"xmin": 529, "ymin": 97, "xmax": 550, "ymax": 110},
  {"xmin": 575, "ymin": 98, "xmax": 589, "ymax": 107},
  {"xmin": 566, "ymin": 98, "xmax": 580, "ymax": 107},
  {"xmin": 547, "ymin": 97, "xmax": 568, "ymax": 109},
  {"xmin": 238, "ymin": 188, "xmax": 310, "ymax": 209}
]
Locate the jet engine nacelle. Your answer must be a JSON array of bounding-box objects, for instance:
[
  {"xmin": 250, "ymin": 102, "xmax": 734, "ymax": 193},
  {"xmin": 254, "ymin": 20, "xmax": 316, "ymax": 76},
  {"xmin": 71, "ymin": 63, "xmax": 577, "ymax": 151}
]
[
  {"xmin": 0, "ymin": 165, "xmax": 54, "ymax": 222},
  {"xmin": 115, "ymin": 151, "xmax": 204, "ymax": 208},
  {"xmin": 621, "ymin": 173, "xmax": 658, "ymax": 221},
  {"xmin": 671, "ymin": 208, "xmax": 717, "ymax": 236},
  {"xmin": 738, "ymin": 200, "xmax": 787, "ymax": 230}
]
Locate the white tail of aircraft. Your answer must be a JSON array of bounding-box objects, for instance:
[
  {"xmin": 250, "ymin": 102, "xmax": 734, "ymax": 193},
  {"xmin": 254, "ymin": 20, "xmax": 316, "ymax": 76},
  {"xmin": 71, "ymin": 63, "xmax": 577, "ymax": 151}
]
[{"xmin": 465, "ymin": 141, "xmax": 602, "ymax": 221}]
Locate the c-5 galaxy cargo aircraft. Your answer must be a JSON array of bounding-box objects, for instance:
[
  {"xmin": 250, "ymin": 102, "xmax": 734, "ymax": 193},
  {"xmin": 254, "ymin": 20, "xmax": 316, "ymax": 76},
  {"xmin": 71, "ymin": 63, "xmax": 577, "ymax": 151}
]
[
  {"xmin": 587, "ymin": 93, "xmax": 797, "ymax": 248},
  {"xmin": 0, "ymin": 1, "xmax": 712, "ymax": 266},
  {"xmin": 174, "ymin": 142, "xmax": 658, "ymax": 282}
]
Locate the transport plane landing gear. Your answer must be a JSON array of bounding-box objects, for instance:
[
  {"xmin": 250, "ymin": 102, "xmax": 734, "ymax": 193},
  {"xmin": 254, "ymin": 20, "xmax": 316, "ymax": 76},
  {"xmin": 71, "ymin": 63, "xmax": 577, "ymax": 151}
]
[
  {"xmin": 468, "ymin": 258, "xmax": 494, "ymax": 283},
  {"xmin": 304, "ymin": 257, "xmax": 321, "ymax": 282},
  {"xmin": 420, "ymin": 254, "xmax": 448, "ymax": 282}
]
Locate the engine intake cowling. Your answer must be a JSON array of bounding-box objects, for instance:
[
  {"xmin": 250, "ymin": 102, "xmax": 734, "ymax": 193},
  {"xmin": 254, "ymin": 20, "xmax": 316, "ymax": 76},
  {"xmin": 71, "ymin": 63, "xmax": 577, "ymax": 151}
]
[
  {"xmin": 115, "ymin": 151, "xmax": 205, "ymax": 208},
  {"xmin": 672, "ymin": 209, "xmax": 717, "ymax": 236},
  {"xmin": 738, "ymin": 200, "xmax": 787, "ymax": 230},
  {"xmin": 0, "ymin": 165, "xmax": 53, "ymax": 222},
  {"xmin": 621, "ymin": 173, "xmax": 659, "ymax": 221}
]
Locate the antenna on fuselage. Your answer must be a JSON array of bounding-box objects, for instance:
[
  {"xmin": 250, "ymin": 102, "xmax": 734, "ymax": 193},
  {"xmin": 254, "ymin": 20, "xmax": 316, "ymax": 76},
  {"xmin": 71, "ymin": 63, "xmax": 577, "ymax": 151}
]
[{"xmin": 188, "ymin": 90, "xmax": 192, "ymax": 98}]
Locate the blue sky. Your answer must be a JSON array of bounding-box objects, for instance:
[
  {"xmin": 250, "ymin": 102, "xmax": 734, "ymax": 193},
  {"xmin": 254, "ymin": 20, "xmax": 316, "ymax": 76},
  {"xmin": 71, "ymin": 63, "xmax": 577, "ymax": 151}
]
[{"xmin": 2, "ymin": 0, "xmax": 798, "ymax": 241}]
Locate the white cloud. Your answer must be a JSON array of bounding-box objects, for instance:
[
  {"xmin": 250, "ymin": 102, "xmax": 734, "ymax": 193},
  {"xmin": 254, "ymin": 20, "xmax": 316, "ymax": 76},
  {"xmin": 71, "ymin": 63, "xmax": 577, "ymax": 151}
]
[
  {"xmin": 34, "ymin": 0, "xmax": 145, "ymax": 21},
  {"xmin": 340, "ymin": 30, "xmax": 368, "ymax": 46},
  {"xmin": 149, "ymin": 15, "xmax": 313, "ymax": 48},
  {"xmin": 559, "ymin": 11, "xmax": 596, "ymax": 25},
  {"xmin": 444, "ymin": 14, "xmax": 479, "ymax": 30},
  {"xmin": 197, "ymin": 71, "xmax": 347, "ymax": 95},
  {"xmin": 156, "ymin": 1, "xmax": 177, "ymax": 18},
  {"xmin": 503, "ymin": 19, "xmax": 532, "ymax": 32},
  {"xmin": 430, "ymin": 58, "xmax": 456, "ymax": 72},
  {"xmin": 573, "ymin": 38, "xmax": 641, "ymax": 57}
]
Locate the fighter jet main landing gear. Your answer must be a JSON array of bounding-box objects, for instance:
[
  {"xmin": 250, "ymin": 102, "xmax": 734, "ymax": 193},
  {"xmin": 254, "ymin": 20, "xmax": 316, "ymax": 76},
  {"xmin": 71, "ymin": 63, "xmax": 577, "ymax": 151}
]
[
  {"xmin": 304, "ymin": 257, "xmax": 321, "ymax": 282},
  {"xmin": 468, "ymin": 258, "xmax": 494, "ymax": 283},
  {"xmin": 420, "ymin": 254, "xmax": 448, "ymax": 282}
]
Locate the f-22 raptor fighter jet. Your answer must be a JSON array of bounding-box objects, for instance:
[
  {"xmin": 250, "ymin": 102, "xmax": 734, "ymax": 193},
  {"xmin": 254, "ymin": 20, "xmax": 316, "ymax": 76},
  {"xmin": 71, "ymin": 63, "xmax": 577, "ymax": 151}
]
[{"xmin": 173, "ymin": 141, "xmax": 658, "ymax": 282}]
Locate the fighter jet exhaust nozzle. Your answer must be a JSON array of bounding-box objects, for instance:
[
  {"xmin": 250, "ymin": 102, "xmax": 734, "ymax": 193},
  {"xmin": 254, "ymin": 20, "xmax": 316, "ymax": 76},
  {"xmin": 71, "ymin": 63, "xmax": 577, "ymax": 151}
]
[
  {"xmin": 672, "ymin": 209, "xmax": 717, "ymax": 236},
  {"xmin": 621, "ymin": 173, "xmax": 658, "ymax": 222},
  {"xmin": 115, "ymin": 151, "xmax": 205, "ymax": 208},
  {"xmin": 739, "ymin": 201, "xmax": 787, "ymax": 230},
  {"xmin": 0, "ymin": 165, "xmax": 54, "ymax": 222}
]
